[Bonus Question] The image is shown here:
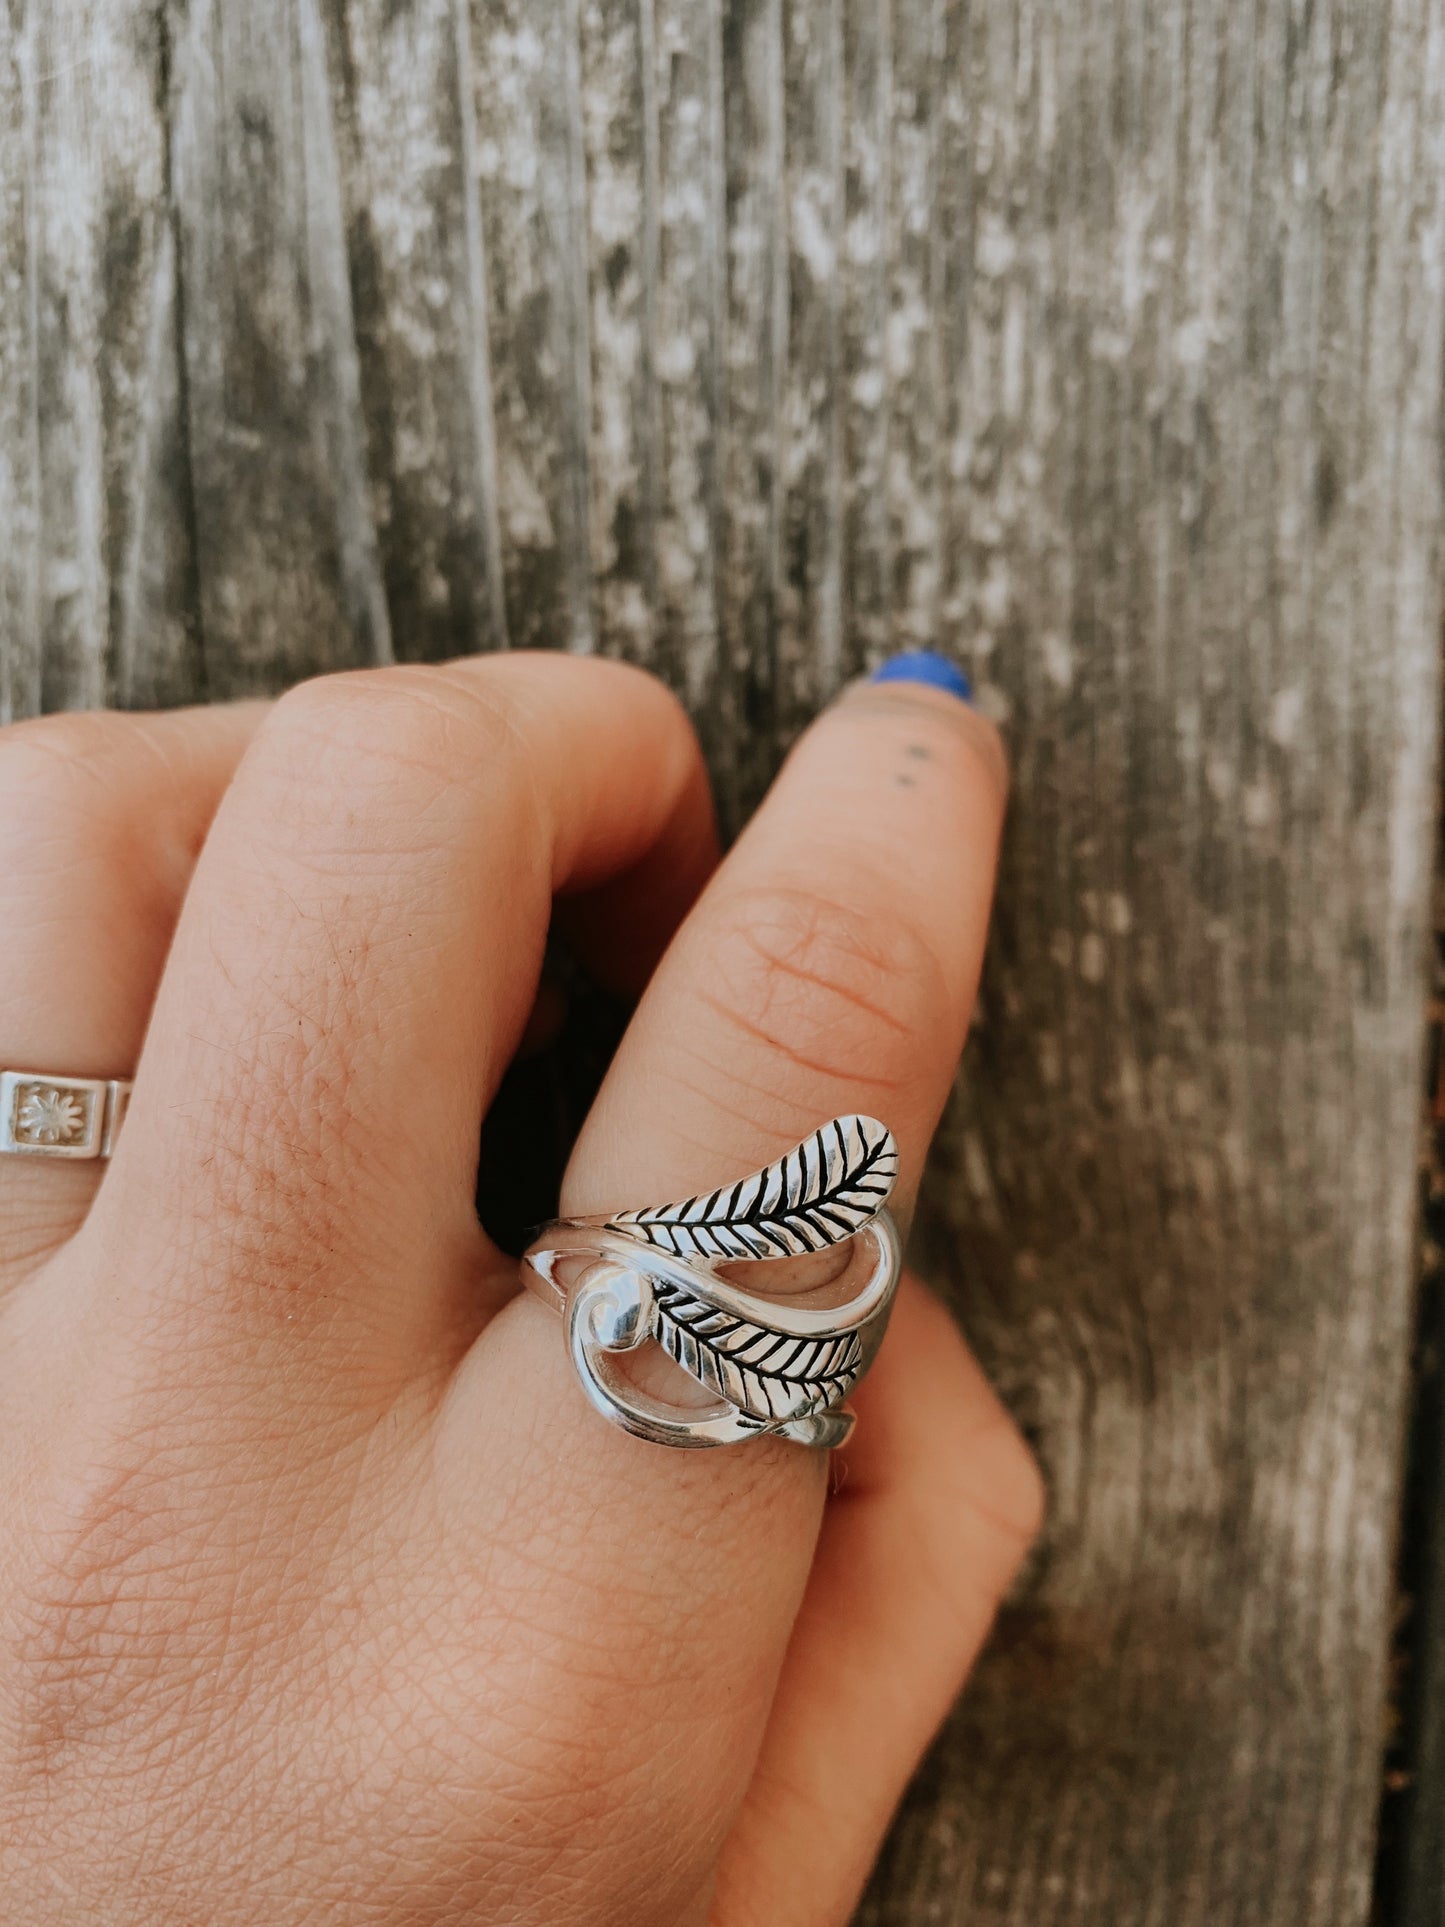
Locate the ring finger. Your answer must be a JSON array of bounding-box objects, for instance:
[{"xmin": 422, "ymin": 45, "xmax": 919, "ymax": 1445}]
[{"xmin": 0, "ymin": 703, "xmax": 265, "ymax": 1292}]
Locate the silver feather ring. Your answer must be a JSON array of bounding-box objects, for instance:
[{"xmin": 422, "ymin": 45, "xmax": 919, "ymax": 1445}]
[{"xmin": 521, "ymin": 1116, "xmax": 902, "ymax": 1450}]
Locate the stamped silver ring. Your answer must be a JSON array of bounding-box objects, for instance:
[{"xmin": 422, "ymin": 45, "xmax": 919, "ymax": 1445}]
[
  {"xmin": 522, "ymin": 1115, "xmax": 902, "ymax": 1450},
  {"xmin": 0, "ymin": 1070, "xmax": 131, "ymax": 1160}
]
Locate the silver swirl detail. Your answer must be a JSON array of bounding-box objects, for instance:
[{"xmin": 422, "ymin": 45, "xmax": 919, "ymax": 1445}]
[{"xmin": 523, "ymin": 1117, "xmax": 903, "ymax": 1451}]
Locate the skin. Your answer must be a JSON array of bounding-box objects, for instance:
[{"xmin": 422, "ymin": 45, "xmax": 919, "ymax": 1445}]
[{"xmin": 0, "ymin": 654, "xmax": 1042, "ymax": 1926}]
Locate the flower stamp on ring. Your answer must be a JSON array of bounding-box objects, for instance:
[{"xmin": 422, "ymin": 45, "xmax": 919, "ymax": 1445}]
[
  {"xmin": 15, "ymin": 1085, "xmax": 89, "ymax": 1147},
  {"xmin": 0, "ymin": 1071, "xmax": 127, "ymax": 1160}
]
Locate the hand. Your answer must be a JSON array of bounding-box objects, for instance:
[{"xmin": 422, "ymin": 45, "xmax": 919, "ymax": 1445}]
[{"xmin": 0, "ymin": 654, "xmax": 1041, "ymax": 1926}]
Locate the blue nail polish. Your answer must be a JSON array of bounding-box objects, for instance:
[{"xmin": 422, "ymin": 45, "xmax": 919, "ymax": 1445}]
[{"xmin": 869, "ymin": 650, "xmax": 974, "ymax": 704}]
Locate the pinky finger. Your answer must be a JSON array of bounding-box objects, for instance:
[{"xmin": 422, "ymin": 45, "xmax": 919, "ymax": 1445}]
[{"xmin": 710, "ymin": 1276, "xmax": 1045, "ymax": 1927}]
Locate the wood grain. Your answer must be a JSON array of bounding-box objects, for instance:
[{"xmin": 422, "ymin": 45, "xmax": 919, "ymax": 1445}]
[
  {"xmin": 169, "ymin": 0, "xmax": 391, "ymax": 694},
  {"xmin": 1, "ymin": 1, "xmax": 1442, "ymax": 1920},
  {"xmin": 0, "ymin": 0, "xmax": 195, "ymax": 718},
  {"xmin": 318, "ymin": 0, "xmax": 508, "ymax": 663}
]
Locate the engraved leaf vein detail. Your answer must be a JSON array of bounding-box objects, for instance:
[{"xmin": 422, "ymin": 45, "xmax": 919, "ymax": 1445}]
[
  {"xmin": 651, "ymin": 1280, "xmax": 865, "ymax": 1422},
  {"xmin": 606, "ymin": 1114, "xmax": 898, "ymax": 1260}
]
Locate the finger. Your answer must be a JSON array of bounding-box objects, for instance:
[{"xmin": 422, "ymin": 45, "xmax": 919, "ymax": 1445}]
[
  {"xmin": 83, "ymin": 656, "xmax": 714, "ymax": 1383},
  {"xmin": 478, "ymin": 769, "xmax": 721, "ymax": 1257},
  {"xmin": 567, "ymin": 675, "xmax": 1008, "ymax": 1230},
  {"xmin": 0, "ymin": 703, "xmax": 265, "ymax": 1290},
  {"xmin": 445, "ymin": 667, "xmax": 1007, "ymax": 1909},
  {"xmin": 710, "ymin": 1276, "xmax": 1045, "ymax": 1926},
  {"xmin": 554, "ymin": 749, "xmax": 721, "ymax": 1001}
]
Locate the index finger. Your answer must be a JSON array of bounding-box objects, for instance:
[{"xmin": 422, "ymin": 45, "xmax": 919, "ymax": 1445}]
[
  {"xmin": 445, "ymin": 659, "xmax": 1006, "ymax": 1910},
  {"xmin": 569, "ymin": 667, "xmax": 1007, "ymax": 1225}
]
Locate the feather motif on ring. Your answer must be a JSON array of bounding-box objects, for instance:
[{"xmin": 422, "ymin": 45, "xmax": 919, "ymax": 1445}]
[
  {"xmin": 605, "ymin": 1114, "xmax": 898, "ymax": 1262},
  {"xmin": 650, "ymin": 1279, "xmax": 865, "ymax": 1423}
]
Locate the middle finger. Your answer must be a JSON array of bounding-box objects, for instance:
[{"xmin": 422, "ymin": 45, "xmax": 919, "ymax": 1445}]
[{"xmin": 76, "ymin": 655, "xmax": 714, "ymax": 1392}]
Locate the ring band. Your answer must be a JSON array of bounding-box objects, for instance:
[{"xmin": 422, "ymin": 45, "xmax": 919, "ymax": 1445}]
[
  {"xmin": 522, "ymin": 1115, "xmax": 902, "ymax": 1450},
  {"xmin": 3, "ymin": 1081, "xmax": 899, "ymax": 1445},
  {"xmin": 0, "ymin": 1071, "xmax": 132, "ymax": 1160}
]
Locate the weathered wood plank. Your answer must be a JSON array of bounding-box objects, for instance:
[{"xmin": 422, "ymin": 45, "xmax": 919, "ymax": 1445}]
[
  {"xmin": 2, "ymin": 1, "xmax": 1443, "ymax": 1921},
  {"xmin": 859, "ymin": 1, "xmax": 1445, "ymax": 1922},
  {"xmin": 715, "ymin": 0, "xmax": 786, "ymax": 810},
  {"xmin": 651, "ymin": 0, "xmax": 724, "ymax": 709},
  {"xmin": 168, "ymin": 0, "xmax": 390, "ymax": 695},
  {"xmin": 318, "ymin": 0, "xmax": 508, "ymax": 663},
  {"xmin": 468, "ymin": 0, "xmax": 597, "ymax": 655},
  {"xmin": 878, "ymin": 0, "xmax": 942, "ymax": 659},
  {"xmin": 777, "ymin": 0, "xmax": 846, "ymax": 718},
  {"xmin": 651, "ymin": 0, "xmax": 725, "ymax": 715},
  {"xmin": 0, "ymin": 0, "xmax": 196, "ymax": 719},
  {"xmin": 578, "ymin": 0, "xmax": 653, "ymax": 660},
  {"xmin": 0, "ymin": 0, "xmax": 43, "ymax": 724},
  {"xmin": 110, "ymin": 211, "xmax": 203, "ymax": 712},
  {"xmin": 839, "ymin": 0, "xmax": 891, "ymax": 676}
]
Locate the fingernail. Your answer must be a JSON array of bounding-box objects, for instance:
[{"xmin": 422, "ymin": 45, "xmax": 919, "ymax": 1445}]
[{"xmin": 869, "ymin": 650, "xmax": 974, "ymax": 704}]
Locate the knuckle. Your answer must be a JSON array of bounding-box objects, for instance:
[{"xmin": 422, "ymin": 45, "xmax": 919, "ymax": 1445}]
[
  {"xmin": 937, "ymin": 1406, "xmax": 1046, "ymax": 1631},
  {"xmin": 968, "ymin": 1410, "xmax": 1047, "ymax": 1561},
  {"xmin": 248, "ymin": 670, "xmax": 541, "ymax": 878},
  {"xmin": 896, "ymin": 1427, "xmax": 1045, "ymax": 1665},
  {"xmin": 8, "ymin": 1452, "xmax": 202, "ymax": 1765},
  {"xmin": 3, "ymin": 1405, "xmax": 319, "ymax": 1791},
  {"xmin": 234, "ymin": 668, "xmax": 523, "ymax": 925},
  {"xmin": 577, "ymin": 653, "xmax": 694, "ymax": 739},
  {"xmin": 0, "ymin": 1440, "xmax": 311, "ymax": 1906},
  {"xmin": 261, "ymin": 667, "xmax": 528, "ymax": 799},
  {"xmin": 702, "ymin": 882, "xmax": 952, "ymax": 1096},
  {"xmin": 0, "ymin": 713, "xmax": 129, "ymax": 870},
  {"xmin": 930, "ymin": 1304, "xmax": 1047, "ymax": 1566}
]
